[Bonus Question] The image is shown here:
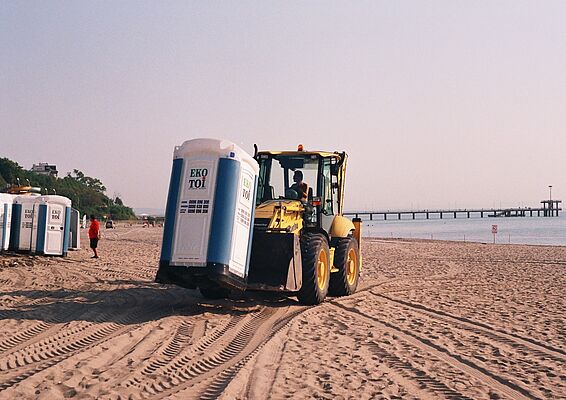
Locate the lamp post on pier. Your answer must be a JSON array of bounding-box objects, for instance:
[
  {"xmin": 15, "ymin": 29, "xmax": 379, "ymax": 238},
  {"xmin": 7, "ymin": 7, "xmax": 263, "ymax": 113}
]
[{"xmin": 549, "ymin": 185, "xmax": 553, "ymax": 216}]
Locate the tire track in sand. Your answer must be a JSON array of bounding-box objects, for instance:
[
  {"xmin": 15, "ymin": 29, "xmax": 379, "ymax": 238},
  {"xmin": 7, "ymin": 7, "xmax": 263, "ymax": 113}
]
[
  {"xmin": 194, "ymin": 305, "xmax": 306, "ymax": 400},
  {"xmin": 328, "ymin": 300, "xmax": 533, "ymax": 400},
  {"xmin": 137, "ymin": 304, "xmax": 307, "ymax": 399},
  {"xmin": 122, "ymin": 318, "xmax": 208, "ymax": 389},
  {"xmin": 363, "ymin": 292, "xmax": 565, "ymax": 398},
  {"xmin": 0, "ymin": 294, "xmax": 183, "ymax": 392},
  {"xmin": 69, "ymin": 262, "xmax": 155, "ymax": 282},
  {"xmin": 140, "ymin": 308, "xmax": 273, "ymax": 398},
  {"xmin": 363, "ymin": 340, "xmax": 475, "ymax": 400},
  {"xmin": 0, "ymin": 291, "xmax": 111, "ymax": 355},
  {"xmin": 374, "ymin": 292, "xmax": 566, "ymax": 361}
]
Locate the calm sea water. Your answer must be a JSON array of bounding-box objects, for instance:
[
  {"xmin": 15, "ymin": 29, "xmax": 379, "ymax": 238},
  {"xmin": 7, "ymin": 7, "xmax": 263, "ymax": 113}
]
[{"xmin": 363, "ymin": 213, "xmax": 566, "ymax": 246}]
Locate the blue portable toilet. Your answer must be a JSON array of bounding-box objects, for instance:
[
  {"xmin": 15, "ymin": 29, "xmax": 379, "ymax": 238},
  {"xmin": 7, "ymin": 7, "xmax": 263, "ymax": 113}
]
[
  {"xmin": 0, "ymin": 194, "xmax": 14, "ymax": 252},
  {"xmin": 10, "ymin": 195, "xmax": 39, "ymax": 253},
  {"xmin": 156, "ymin": 138, "xmax": 259, "ymax": 291},
  {"xmin": 31, "ymin": 195, "xmax": 72, "ymax": 256}
]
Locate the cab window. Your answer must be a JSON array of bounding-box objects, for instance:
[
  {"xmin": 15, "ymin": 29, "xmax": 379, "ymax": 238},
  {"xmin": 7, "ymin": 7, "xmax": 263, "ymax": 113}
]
[
  {"xmin": 256, "ymin": 154, "xmax": 320, "ymax": 205},
  {"xmin": 321, "ymin": 158, "xmax": 333, "ymax": 215}
]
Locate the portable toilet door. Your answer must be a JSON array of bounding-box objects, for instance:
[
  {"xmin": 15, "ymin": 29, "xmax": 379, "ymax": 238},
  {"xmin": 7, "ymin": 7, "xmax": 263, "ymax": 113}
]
[
  {"xmin": 11, "ymin": 195, "xmax": 39, "ymax": 253},
  {"xmin": 0, "ymin": 194, "xmax": 14, "ymax": 251},
  {"xmin": 158, "ymin": 138, "xmax": 259, "ymax": 290},
  {"xmin": 68, "ymin": 208, "xmax": 80, "ymax": 250},
  {"xmin": 31, "ymin": 195, "xmax": 72, "ymax": 256}
]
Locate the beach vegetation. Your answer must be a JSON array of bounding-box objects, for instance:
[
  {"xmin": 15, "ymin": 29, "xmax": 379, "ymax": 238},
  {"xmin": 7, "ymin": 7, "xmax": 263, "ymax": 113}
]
[{"xmin": 0, "ymin": 157, "xmax": 135, "ymax": 220}]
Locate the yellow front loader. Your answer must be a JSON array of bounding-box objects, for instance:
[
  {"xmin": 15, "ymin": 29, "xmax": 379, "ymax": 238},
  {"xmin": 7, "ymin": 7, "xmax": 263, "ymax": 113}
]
[{"xmin": 245, "ymin": 145, "xmax": 362, "ymax": 304}]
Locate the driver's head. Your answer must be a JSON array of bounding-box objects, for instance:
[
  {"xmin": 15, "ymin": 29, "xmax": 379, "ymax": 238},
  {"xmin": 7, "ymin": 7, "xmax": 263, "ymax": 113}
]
[{"xmin": 293, "ymin": 170, "xmax": 303, "ymax": 183}]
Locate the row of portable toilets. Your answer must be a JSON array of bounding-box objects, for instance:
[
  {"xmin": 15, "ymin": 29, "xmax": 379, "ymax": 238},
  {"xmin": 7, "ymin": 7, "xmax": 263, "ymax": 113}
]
[{"xmin": 0, "ymin": 194, "xmax": 80, "ymax": 256}]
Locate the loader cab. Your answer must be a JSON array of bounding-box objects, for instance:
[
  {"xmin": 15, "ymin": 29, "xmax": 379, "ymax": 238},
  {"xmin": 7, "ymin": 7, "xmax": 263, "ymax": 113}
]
[{"xmin": 255, "ymin": 151, "xmax": 346, "ymax": 232}]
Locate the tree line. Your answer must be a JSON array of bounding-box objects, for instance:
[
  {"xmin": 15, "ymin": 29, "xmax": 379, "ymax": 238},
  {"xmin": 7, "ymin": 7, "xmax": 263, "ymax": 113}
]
[{"xmin": 0, "ymin": 157, "xmax": 136, "ymax": 220}]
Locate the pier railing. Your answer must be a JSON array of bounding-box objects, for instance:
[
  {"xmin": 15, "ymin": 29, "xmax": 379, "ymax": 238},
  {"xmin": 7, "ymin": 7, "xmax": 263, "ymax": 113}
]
[{"xmin": 345, "ymin": 201, "xmax": 561, "ymax": 221}]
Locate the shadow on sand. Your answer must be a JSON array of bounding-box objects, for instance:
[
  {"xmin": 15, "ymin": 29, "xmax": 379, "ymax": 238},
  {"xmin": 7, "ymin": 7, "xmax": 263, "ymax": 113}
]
[{"xmin": 0, "ymin": 282, "xmax": 300, "ymax": 324}]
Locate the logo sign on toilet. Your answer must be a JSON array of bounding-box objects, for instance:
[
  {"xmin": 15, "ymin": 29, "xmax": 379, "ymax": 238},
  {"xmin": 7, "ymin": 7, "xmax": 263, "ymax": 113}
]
[
  {"xmin": 51, "ymin": 209, "xmax": 61, "ymax": 220},
  {"xmin": 188, "ymin": 168, "xmax": 208, "ymax": 189},
  {"xmin": 242, "ymin": 177, "xmax": 252, "ymax": 200}
]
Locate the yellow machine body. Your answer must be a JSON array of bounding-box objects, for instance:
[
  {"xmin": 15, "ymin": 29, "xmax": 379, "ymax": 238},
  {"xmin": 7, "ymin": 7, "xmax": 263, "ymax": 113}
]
[{"xmin": 246, "ymin": 147, "xmax": 362, "ymax": 301}]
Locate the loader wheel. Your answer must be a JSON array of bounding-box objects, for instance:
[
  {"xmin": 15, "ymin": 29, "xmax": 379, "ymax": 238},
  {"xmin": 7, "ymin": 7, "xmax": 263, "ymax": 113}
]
[
  {"xmin": 297, "ymin": 233, "xmax": 330, "ymax": 305},
  {"xmin": 329, "ymin": 237, "xmax": 360, "ymax": 297},
  {"xmin": 199, "ymin": 280, "xmax": 230, "ymax": 300}
]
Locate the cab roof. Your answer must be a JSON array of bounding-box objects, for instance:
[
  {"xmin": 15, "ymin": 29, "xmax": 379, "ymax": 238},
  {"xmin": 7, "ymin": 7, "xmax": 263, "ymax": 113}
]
[{"xmin": 257, "ymin": 150, "xmax": 342, "ymax": 159}]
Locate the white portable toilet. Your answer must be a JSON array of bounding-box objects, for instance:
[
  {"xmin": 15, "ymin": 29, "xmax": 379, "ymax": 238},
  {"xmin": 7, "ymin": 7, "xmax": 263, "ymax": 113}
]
[
  {"xmin": 68, "ymin": 208, "xmax": 81, "ymax": 250},
  {"xmin": 156, "ymin": 138, "xmax": 259, "ymax": 290},
  {"xmin": 10, "ymin": 195, "xmax": 39, "ymax": 253},
  {"xmin": 0, "ymin": 194, "xmax": 14, "ymax": 251},
  {"xmin": 30, "ymin": 195, "xmax": 72, "ymax": 256}
]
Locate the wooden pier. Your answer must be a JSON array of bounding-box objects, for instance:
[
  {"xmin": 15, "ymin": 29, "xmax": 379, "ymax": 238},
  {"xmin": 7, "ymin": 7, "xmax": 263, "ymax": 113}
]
[{"xmin": 345, "ymin": 200, "xmax": 561, "ymax": 221}]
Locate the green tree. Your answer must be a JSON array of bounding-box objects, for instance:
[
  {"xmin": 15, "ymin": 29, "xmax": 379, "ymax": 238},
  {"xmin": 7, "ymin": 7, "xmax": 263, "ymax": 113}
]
[{"xmin": 0, "ymin": 157, "xmax": 135, "ymax": 220}]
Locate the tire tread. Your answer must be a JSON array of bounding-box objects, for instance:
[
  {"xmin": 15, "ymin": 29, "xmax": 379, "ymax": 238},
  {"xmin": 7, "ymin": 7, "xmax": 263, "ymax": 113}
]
[
  {"xmin": 297, "ymin": 233, "xmax": 329, "ymax": 305},
  {"xmin": 329, "ymin": 237, "xmax": 360, "ymax": 296}
]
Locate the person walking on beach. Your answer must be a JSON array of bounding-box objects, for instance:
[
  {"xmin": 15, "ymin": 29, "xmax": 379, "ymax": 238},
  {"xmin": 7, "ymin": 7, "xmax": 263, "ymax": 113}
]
[{"xmin": 88, "ymin": 215, "xmax": 101, "ymax": 259}]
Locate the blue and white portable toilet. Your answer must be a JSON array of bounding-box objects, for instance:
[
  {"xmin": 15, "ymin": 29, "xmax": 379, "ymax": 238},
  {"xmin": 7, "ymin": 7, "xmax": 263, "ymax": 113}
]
[
  {"xmin": 30, "ymin": 195, "xmax": 72, "ymax": 256},
  {"xmin": 10, "ymin": 195, "xmax": 39, "ymax": 253},
  {"xmin": 156, "ymin": 138, "xmax": 259, "ymax": 290},
  {"xmin": 0, "ymin": 194, "xmax": 14, "ymax": 252}
]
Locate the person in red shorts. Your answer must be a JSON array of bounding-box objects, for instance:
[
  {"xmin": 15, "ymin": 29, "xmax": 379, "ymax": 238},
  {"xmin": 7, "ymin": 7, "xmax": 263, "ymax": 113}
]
[{"xmin": 88, "ymin": 214, "xmax": 101, "ymax": 259}]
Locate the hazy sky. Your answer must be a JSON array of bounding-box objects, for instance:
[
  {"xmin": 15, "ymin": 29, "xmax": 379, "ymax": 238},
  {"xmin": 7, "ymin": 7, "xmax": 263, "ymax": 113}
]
[{"xmin": 2, "ymin": 1, "xmax": 565, "ymax": 211}]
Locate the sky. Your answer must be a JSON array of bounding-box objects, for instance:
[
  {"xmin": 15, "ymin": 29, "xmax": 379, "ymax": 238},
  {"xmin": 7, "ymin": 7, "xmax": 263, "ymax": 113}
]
[{"xmin": 2, "ymin": 1, "xmax": 565, "ymax": 212}]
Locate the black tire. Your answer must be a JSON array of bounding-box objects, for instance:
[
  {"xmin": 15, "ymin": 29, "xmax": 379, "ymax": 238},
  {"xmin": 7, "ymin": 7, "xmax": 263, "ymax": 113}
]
[
  {"xmin": 199, "ymin": 280, "xmax": 230, "ymax": 299},
  {"xmin": 297, "ymin": 233, "xmax": 330, "ymax": 305},
  {"xmin": 329, "ymin": 237, "xmax": 360, "ymax": 296}
]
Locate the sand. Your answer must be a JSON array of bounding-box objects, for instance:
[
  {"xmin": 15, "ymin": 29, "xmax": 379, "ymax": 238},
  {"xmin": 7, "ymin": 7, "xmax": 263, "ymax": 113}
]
[{"xmin": 0, "ymin": 226, "xmax": 564, "ymax": 399}]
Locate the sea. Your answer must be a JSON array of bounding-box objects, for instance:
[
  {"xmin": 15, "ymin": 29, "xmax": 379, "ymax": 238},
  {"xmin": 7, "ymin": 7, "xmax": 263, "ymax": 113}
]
[{"xmin": 362, "ymin": 213, "xmax": 566, "ymax": 246}]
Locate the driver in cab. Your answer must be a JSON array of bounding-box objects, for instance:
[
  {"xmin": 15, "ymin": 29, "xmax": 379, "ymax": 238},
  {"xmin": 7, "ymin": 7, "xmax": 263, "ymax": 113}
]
[{"xmin": 290, "ymin": 170, "xmax": 308, "ymax": 201}]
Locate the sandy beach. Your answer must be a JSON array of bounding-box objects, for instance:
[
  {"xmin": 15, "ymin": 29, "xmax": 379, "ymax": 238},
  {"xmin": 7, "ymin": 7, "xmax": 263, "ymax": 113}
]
[{"xmin": 0, "ymin": 226, "xmax": 564, "ymax": 399}]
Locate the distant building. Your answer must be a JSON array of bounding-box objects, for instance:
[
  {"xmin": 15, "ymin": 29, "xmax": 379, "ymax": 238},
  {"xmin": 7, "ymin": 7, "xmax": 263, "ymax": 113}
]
[{"xmin": 31, "ymin": 163, "xmax": 58, "ymax": 177}]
